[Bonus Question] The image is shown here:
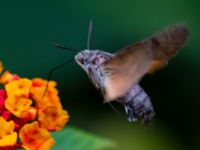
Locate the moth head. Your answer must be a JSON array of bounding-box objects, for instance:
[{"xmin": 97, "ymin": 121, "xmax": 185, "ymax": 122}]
[
  {"xmin": 75, "ymin": 50, "xmax": 112, "ymax": 69},
  {"xmin": 75, "ymin": 50, "xmax": 94, "ymax": 67}
]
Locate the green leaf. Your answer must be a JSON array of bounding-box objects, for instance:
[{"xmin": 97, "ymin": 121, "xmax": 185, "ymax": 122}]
[{"xmin": 51, "ymin": 126, "xmax": 115, "ymax": 150}]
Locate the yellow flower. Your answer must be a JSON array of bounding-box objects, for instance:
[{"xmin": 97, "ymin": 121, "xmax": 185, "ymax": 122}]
[
  {"xmin": 38, "ymin": 106, "xmax": 69, "ymax": 131},
  {"xmin": 5, "ymin": 78, "xmax": 32, "ymax": 98},
  {"xmin": 30, "ymin": 78, "xmax": 62, "ymax": 109},
  {"xmin": 0, "ymin": 71, "xmax": 20, "ymax": 85},
  {"xmin": 19, "ymin": 121, "xmax": 55, "ymax": 150},
  {"xmin": 0, "ymin": 117, "xmax": 17, "ymax": 147},
  {"xmin": 5, "ymin": 96, "xmax": 32, "ymax": 117}
]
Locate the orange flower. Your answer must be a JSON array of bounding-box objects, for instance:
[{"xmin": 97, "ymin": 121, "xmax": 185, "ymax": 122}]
[
  {"xmin": 38, "ymin": 106, "xmax": 69, "ymax": 131},
  {"xmin": 0, "ymin": 117, "xmax": 17, "ymax": 147},
  {"xmin": 5, "ymin": 78, "xmax": 32, "ymax": 98},
  {"xmin": 0, "ymin": 61, "xmax": 3, "ymax": 74},
  {"xmin": 21, "ymin": 107, "xmax": 37, "ymax": 121},
  {"xmin": 30, "ymin": 78, "xmax": 62, "ymax": 109},
  {"xmin": 0, "ymin": 71, "xmax": 20, "ymax": 85},
  {"xmin": 5, "ymin": 96, "xmax": 32, "ymax": 117},
  {"xmin": 0, "ymin": 62, "xmax": 70, "ymax": 149},
  {"xmin": 32, "ymin": 78, "xmax": 56, "ymax": 87},
  {"xmin": 19, "ymin": 121, "xmax": 55, "ymax": 150}
]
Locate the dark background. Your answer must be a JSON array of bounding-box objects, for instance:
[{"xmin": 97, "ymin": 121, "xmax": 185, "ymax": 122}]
[{"xmin": 0, "ymin": 0, "xmax": 199, "ymax": 149}]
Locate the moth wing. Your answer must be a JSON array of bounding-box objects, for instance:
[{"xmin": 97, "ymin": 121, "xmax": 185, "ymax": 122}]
[
  {"xmin": 146, "ymin": 23, "xmax": 188, "ymax": 73},
  {"xmin": 101, "ymin": 42, "xmax": 152, "ymax": 101},
  {"xmin": 102, "ymin": 24, "xmax": 188, "ymax": 102}
]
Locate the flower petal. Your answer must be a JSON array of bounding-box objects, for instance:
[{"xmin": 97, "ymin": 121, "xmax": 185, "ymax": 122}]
[
  {"xmin": 5, "ymin": 96, "xmax": 32, "ymax": 117},
  {"xmin": 0, "ymin": 61, "xmax": 3, "ymax": 74},
  {"xmin": 0, "ymin": 132, "xmax": 17, "ymax": 147},
  {"xmin": 0, "ymin": 117, "xmax": 17, "ymax": 146},
  {"xmin": 12, "ymin": 107, "xmax": 37, "ymax": 131},
  {"xmin": 19, "ymin": 122, "xmax": 55, "ymax": 150},
  {"xmin": 0, "ymin": 71, "xmax": 20, "ymax": 85},
  {"xmin": 21, "ymin": 107, "xmax": 37, "ymax": 121},
  {"xmin": 5, "ymin": 78, "xmax": 32, "ymax": 98},
  {"xmin": 32, "ymin": 78, "xmax": 56, "ymax": 87},
  {"xmin": 38, "ymin": 106, "xmax": 69, "ymax": 131},
  {"xmin": 30, "ymin": 78, "xmax": 62, "ymax": 109}
]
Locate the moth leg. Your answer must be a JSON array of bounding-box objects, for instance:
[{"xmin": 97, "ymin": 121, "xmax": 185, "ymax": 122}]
[
  {"xmin": 124, "ymin": 101, "xmax": 138, "ymax": 122},
  {"xmin": 124, "ymin": 96, "xmax": 155, "ymax": 125}
]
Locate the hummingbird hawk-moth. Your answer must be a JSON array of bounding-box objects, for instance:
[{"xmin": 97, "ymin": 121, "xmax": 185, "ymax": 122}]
[{"xmin": 56, "ymin": 22, "xmax": 188, "ymax": 125}]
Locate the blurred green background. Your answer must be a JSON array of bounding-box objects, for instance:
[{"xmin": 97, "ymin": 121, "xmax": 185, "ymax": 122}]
[{"xmin": 0, "ymin": 0, "xmax": 199, "ymax": 149}]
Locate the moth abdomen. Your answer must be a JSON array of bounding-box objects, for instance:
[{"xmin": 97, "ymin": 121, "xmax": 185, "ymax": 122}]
[
  {"xmin": 125, "ymin": 94, "xmax": 155, "ymax": 125},
  {"xmin": 119, "ymin": 84, "xmax": 155, "ymax": 125}
]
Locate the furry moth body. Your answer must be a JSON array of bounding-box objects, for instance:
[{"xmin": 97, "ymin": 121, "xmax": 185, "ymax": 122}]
[{"xmin": 75, "ymin": 23, "xmax": 188, "ymax": 124}]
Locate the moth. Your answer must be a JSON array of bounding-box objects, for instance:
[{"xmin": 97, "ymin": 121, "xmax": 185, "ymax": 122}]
[{"xmin": 56, "ymin": 22, "xmax": 188, "ymax": 125}]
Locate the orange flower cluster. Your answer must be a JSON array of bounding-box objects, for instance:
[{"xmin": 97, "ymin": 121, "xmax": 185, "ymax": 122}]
[{"xmin": 0, "ymin": 62, "xmax": 69, "ymax": 150}]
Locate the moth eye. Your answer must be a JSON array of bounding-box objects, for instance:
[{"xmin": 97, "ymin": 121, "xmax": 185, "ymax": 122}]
[
  {"xmin": 80, "ymin": 59, "xmax": 85, "ymax": 64},
  {"xmin": 77, "ymin": 57, "xmax": 84, "ymax": 64}
]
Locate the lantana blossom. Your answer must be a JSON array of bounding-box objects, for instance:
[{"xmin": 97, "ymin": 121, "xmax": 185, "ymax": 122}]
[
  {"xmin": 0, "ymin": 62, "xmax": 69, "ymax": 150},
  {"xmin": 19, "ymin": 121, "xmax": 55, "ymax": 150},
  {"xmin": 0, "ymin": 117, "xmax": 17, "ymax": 147}
]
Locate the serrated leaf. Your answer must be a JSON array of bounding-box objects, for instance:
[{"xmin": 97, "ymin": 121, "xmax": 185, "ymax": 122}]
[{"xmin": 51, "ymin": 126, "xmax": 115, "ymax": 150}]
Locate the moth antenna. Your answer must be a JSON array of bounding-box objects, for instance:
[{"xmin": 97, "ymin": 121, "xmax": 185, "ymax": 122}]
[
  {"xmin": 54, "ymin": 43, "xmax": 80, "ymax": 52},
  {"xmin": 87, "ymin": 20, "xmax": 93, "ymax": 50},
  {"xmin": 42, "ymin": 58, "xmax": 74, "ymax": 99}
]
